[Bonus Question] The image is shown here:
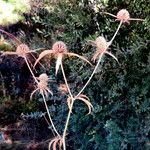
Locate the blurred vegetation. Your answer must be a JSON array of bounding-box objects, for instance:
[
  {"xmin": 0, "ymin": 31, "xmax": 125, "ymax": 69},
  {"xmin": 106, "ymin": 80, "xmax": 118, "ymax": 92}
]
[
  {"xmin": 0, "ymin": 0, "xmax": 31, "ymax": 25},
  {"xmin": 0, "ymin": 0, "xmax": 150, "ymax": 149}
]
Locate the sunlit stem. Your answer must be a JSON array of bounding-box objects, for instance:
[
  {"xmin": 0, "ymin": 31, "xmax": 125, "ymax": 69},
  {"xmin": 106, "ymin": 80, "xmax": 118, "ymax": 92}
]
[
  {"xmin": 61, "ymin": 21, "xmax": 123, "ymax": 150},
  {"xmin": 61, "ymin": 62, "xmax": 74, "ymax": 150},
  {"xmin": 60, "ymin": 62, "xmax": 73, "ymax": 99},
  {"xmin": 24, "ymin": 56, "xmax": 38, "ymax": 84},
  {"xmin": 77, "ymin": 21, "xmax": 123, "ymax": 98},
  {"xmin": 129, "ymin": 18, "xmax": 144, "ymax": 21},
  {"xmin": 24, "ymin": 56, "xmax": 59, "ymax": 136},
  {"xmin": 103, "ymin": 12, "xmax": 116, "ymax": 18},
  {"xmin": 43, "ymin": 115, "xmax": 55, "ymax": 136},
  {"xmin": 41, "ymin": 92, "xmax": 60, "ymax": 136},
  {"xmin": 63, "ymin": 98, "xmax": 74, "ymax": 150},
  {"xmin": 109, "ymin": 21, "xmax": 123, "ymax": 45},
  {"xmin": 76, "ymin": 53, "xmax": 103, "ymax": 98}
]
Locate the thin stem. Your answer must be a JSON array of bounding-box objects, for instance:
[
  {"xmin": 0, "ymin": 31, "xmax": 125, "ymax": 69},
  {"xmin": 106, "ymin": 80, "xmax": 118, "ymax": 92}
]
[
  {"xmin": 76, "ymin": 21, "xmax": 123, "ymax": 98},
  {"xmin": 25, "ymin": 56, "xmax": 59, "ymax": 135},
  {"xmin": 43, "ymin": 115, "xmax": 55, "ymax": 136},
  {"xmin": 103, "ymin": 12, "xmax": 117, "ymax": 18},
  {"xmin": 41, "ymin": 92, "xmax": 60, "ymax": 136},
  {"xmin": 61, "ymin": 21, "xmax": 123, "ymax": 150},
  {"xmin": 76, "ymin": 53, "xmax": 103, "ymax": 98},
  {"xmin": 24, "ymin": 56, "xmax": 38, "ymax": 84},
  {"xmin": 60, "ymin": 62, "xmax": 74, "ymax": 99},
  {"xmin": 109, "ymin": 21, "xmax": 123, "ymax": 44},
  {"xmin": 62, "ymin": 99, "xmax": 74, "ymax": 150},
  {"xmin": 129, "ymin": 18, "xmax": 144, "ymax": 21},
  {"xmin": 60, "ymin": 62, "xmax": 74, "ymax": 150}
]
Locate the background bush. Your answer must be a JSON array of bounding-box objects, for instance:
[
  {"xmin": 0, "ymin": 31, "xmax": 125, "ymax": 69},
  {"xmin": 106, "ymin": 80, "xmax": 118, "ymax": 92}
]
[{"xmin": 0, "ymin": 0, "xmax": 150, "ymax": 149}]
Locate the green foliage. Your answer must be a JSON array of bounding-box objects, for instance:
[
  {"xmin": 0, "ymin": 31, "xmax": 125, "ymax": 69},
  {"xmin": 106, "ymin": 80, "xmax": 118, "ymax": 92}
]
[{"xmin": 0, "ymin": 0, "xmax": 30, "ymax": 25}]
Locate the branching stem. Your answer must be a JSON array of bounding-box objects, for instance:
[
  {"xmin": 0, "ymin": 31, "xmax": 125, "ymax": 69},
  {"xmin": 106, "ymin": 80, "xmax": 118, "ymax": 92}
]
[
  {"xmin": 77, "ymin": 21, "xmax": 123, "ymax": 98},
  {"xmin": 24, "ymin": 56, "xmax": 59, "ymax": 136},
  {"xmin": 61, "ymin": 62, "xmax": 74, "ymax": 150}
]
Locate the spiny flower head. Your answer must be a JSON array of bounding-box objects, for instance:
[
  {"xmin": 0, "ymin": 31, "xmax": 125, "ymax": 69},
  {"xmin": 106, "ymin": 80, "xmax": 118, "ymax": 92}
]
[
  {"xmin": 116, "ymin": 9, "xmax": 130, "ymax": 22},
  {"xmin": 34, "ymin": 41, "xmax": 92, "ymax": 75},
  {"xmin": 104, "ymin": 9, "xmax": 144, "ymax": 24},
  {"xmin": 16, "ymin": 44, "xmax": 30, "ymax": 57},
  {"xmin": 89, "ymin": 36, "xmax": 117, "ymax": 62},
  {"xmin": 37, "ymin": 73, "xmax": 49, "ymax": 90},
  {"xmin": 38, "ymin": 73, "xmax": 49, "ymax": 83},
  {"xmin": 30, "ymin": 73, "xmax": 53, "ymax": 99},
  {"xmin": 95, "ymin": 36, "xmax": 108, "ymax": 53},
  {"xmin": 52, "ymin": 41, "xmax": 68, "ymax": 54}
]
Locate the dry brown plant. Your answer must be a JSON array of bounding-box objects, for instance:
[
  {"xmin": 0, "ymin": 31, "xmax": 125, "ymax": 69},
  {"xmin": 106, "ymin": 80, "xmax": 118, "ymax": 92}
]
[{"xmin": 34, "ymin": 41, "xmax": 92, "ymax": 75}]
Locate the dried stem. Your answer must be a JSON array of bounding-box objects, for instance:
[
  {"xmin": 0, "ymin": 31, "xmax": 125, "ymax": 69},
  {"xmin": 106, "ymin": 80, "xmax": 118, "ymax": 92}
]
[
  {"xmin": 0, "ymin": 28, "xmax": 21, "ymax": 45},
  {"xmin": 24, "ymin": 56, "xmax": 59, "ymax": 136},
  {"xmin": 77, "ymin": 21, "xmax": 123, "ymax": 98},
  {"xmin": 24, "ymin": 56, "xmax": 38, "ymax": 84},
  {"xmin": 41, "ymin": 92, "xmax": 60, "ymax": 136},
  {"xmin": 60, "ymin": 62, "xmax": 74, "ymax": 150},
  {"xmin": 109, "ymin": 21, "xmax": 123, "ymax": 44},
  {"xmin": 60, "ymin": 21, "xmax": 122, "ymax": 150},
  {"xmin": 76, "ymin": 53, "xmax": 103, "ymax": 98},
  {"xmin": 43, "ymin": 115, "xmax": 55, "ymax": 136}
]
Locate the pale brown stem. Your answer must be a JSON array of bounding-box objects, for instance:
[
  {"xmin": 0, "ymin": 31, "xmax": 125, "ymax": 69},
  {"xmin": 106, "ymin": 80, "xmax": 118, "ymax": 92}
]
[
  {"xmin": 24, "ymin": 56, "xmax": 38, "ymax": 84},
  {"xmin": 41, "ymin": 92, "xmax": 60, "ymax": 136},
  {"xmin": 76, "ymin": 21, "xmax": 123, "ymax": 98},
  {"xmin": 60, "ymin": 62, "xmax": 74, "ymax": 150}
]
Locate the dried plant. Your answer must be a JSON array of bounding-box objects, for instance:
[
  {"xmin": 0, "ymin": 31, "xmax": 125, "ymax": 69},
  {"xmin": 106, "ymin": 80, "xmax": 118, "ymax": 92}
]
[
  {"xmin": 67, "ymin": 94, "xmax": 93, "ymax": 115},
  {"xmin": 0, "ymin": 7, "xmax": 144, "ymax": 150},
  {"xmin": 49, "ymin": 136, "xmax": 63, "ymax": 150},
  {"xmin": 104, "ymin": 9, "xmax": 144, "ymax": 24},
  {"xmin": 60, "ymin": 9, "xmax": 144, "ymax": 150},
  {"xmin": 89, "ymin": 36, "xmax": 118, "ymax": 62},
  {"xmin": 30, "ymin": 73, "xmax": 59, "ymax": 136},
  {"xmin": 34, "ymin": 41, "xmax": 92, "ymax": 75},
  {"xmin": 30, "ymin": 73, "xmax": 53, "ymax": 99},
  {"xmin": 0, "ymin": 29, "xmax": 43, "ymax": 82}
]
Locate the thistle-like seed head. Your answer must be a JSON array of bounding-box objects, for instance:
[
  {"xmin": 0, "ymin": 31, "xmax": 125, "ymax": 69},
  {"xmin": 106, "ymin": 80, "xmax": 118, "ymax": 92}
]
[
  {"xmin": 52, "ymin": 41, "xmax": 68, "ymax": 53},
  {"xmin": 37, "ymin": 82, "xmax": 47, "ymax": 90},
  {"xmin": 38, "ymin": 73, "xmax": 49, "ymax": 82},
  {"xmin": 16, "ymin": 44, "xmax": 30, "ymax": 57},
  {"xmin": 95, "ymin": 36, "xmax": 108, "ymax": 52},
  {"xmin": 116, "ymin": 9, "xmax": 130, "ymax": 22}
]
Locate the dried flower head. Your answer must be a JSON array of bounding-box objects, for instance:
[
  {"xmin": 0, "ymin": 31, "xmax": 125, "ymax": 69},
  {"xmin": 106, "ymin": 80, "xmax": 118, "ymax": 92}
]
[
  {"xmin": 104, "ymin": 9, "xmax": 144, "ymax": 23},
  {"xmin": 116, "ymin": 9, "xmax": 130, "ymax": 22},
  {"xmin": 16, "ymin": 44, "xmax": 30, "ymax": 57},
  {"xmin": 49, "ymin": 136, "xmax": 63, "ymax": 150},
  {"xmin": 67, "ymin": 94, "xmax": 93, "ymax": 115},
  {"xmin": 30, "ymin": 73, "xmax": 53, "ymax": 99},
  {"xmin": 90, "ymin": 36, "xmax": 117, "ymax": 62},
  {"xmin": 52, "ymin": 41, "xmax": 68, "ymax": 53},
  {"xmin": 38, "ymin": 73, "xmax": 49, "ymax": 82},
  {"xmin": 0, "ymin": 29, "xmax": 43, "ymax": 58},
  {"xmin": 34, "ymin": 41, "xmax": 92, "ymax": 75},
  {"xmin": 95, "ymin": 36, "xmax": 108, "ymax": 53}
]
